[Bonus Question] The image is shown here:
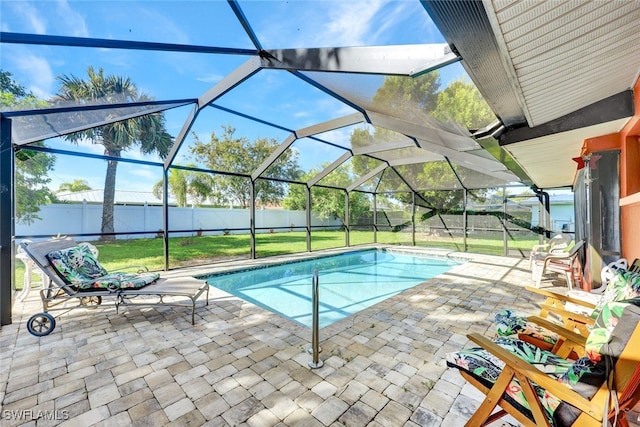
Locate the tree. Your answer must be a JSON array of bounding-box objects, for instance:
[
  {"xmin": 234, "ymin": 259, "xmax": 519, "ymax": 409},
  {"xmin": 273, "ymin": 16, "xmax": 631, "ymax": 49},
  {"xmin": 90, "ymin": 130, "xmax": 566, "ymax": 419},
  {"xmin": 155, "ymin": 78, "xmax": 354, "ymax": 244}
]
[
  {"xmin": 54, "ymin": 67, "xmax": 173, "ymax": 240},
  {"xmin": 1, "ymin": 70, "xmax": 57, "ymax": 224},
  {"xmin": 432, "ymin": 77, "xmax": 495, "ymax": 131},
  {"xmin": 152, "ymin": 165, "xmax": 212, "ymax": 207},
  {"xmin": 371, "ymin": 73, "xmax": 440, "ymax": 117},
  {"xmin": 282, "ymin": 165, "xmax": 371, "ymax": 222},
  {"xmin": 351, "ymin": 73, "xmax": 496, "ymax": 212},
  {"xmin": 189, "ymin": 126, "xmax": 300, "ymax": 208},
  {"xmin": 0, "ymin": 70, "xmax": 28, "ymax": 103},
  {"xmin": 57, "ymin": 179, "xmax": 92, "ymax": 193}
]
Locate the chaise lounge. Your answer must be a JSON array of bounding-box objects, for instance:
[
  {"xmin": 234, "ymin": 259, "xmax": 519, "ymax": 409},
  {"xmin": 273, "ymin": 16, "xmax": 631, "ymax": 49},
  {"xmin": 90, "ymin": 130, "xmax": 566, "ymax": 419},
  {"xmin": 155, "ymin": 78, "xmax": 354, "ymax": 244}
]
[{"xmin": 19, "ymin": 237, "xmax": 209, "ymax": 336}]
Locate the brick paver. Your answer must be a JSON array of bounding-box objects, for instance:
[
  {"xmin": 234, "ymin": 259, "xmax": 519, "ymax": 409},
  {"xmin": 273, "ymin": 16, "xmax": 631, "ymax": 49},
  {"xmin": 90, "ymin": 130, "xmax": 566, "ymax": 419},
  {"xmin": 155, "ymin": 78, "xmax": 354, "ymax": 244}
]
[{"xmin": 5, "ymin": 248, "xmax": 628, "ymax": 426}]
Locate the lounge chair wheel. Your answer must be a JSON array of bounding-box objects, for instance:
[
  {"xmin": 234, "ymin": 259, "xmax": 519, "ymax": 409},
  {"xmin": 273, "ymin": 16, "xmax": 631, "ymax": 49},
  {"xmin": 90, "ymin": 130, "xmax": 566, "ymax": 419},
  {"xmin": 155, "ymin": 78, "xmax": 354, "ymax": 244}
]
[
  {"xmin": 80, "ymin": 295, "xmax": 102, "ymax": 307},
  {"xmin": 26, "ymin": 313, "xmax": 56, "ymax": 336}
]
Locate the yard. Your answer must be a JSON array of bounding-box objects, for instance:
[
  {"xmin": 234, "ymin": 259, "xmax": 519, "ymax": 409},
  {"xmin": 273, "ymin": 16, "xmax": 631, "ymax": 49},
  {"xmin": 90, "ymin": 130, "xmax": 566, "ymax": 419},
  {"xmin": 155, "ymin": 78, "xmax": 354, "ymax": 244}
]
[{"xmin": 14, "ymin": 230, "xmax": 541, "ymax": 290}]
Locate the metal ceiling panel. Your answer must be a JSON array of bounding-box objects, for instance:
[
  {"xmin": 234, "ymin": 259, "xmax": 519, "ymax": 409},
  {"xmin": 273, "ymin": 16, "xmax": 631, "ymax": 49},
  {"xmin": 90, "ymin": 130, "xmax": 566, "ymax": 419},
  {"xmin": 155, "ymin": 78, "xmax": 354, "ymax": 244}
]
[
  {"xmin": 484, "ymin": 0, "xmax": 640, "ymax": 127},
  {"xmin": 503, "ymin": 118, "xmax": 629, "ymax": 189}
]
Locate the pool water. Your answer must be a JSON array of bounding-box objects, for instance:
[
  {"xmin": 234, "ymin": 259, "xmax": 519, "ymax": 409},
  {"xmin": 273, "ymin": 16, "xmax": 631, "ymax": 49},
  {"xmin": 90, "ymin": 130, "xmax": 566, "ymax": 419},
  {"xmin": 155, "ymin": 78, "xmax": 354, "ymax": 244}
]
[{"xmin": 203, "ymin": 249, "xmax": 460, "ymax": 328}]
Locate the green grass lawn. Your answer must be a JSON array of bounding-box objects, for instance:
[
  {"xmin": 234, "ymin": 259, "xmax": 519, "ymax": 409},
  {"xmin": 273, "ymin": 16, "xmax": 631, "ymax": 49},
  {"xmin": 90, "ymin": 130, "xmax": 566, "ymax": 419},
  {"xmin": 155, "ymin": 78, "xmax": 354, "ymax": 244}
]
[{"xmin": 14, "ymin": 231, "xmax": 540, "ymax": 290}]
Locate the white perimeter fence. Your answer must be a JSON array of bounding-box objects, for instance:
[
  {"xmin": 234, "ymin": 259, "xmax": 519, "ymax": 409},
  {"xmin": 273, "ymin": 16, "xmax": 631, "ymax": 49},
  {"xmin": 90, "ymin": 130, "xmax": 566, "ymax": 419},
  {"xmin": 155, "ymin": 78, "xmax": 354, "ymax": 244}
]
[{"xmin": 16, "ymin": 203, "xmax": 343, "ymax": 242}]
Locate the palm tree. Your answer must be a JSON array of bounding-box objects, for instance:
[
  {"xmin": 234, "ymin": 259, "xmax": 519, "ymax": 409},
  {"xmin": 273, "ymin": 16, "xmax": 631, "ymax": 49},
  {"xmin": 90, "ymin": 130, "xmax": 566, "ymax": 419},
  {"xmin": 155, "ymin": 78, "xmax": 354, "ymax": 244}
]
[
  {"xmin": 57, "ymin": 179, "xmax": 92, "ymax": 193},
  {"xmin": 54, "ymin": 67, "xmax": 173, "ymax": 240},
  {"xmin": 152, "ymin": 165, "xmax": 213, "ymax": 207}
]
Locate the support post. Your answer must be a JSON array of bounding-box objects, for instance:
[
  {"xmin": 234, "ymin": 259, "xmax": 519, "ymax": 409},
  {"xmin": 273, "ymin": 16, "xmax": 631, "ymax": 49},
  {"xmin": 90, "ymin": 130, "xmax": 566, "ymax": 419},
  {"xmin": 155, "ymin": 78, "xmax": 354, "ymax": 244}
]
[
  {"xmin": 373, "ymin": 194, "xmax": 377, "ymax": 243},
  {"xmin": 1, "ymin": 116, "xmax": 14, "ymax": 325},
  {"xmin": 344, "ymin": 191, "xmax": 350, "ymax": 247},
  {"xmin": 543, "ymin": 191, "xmax": 551, "ymax": 238},
  {"xmin": 162, "ymin": 167, "xmax": 169, "ymax": 270},
  {"xmin": 250, "ymin": 180, "xmax": 256, "ymax": 259},
  {"xmin": 411, "ymin": 191, "xmax": 416, "ymax": 246},
  {"xmin": 463, "ymin": 189, "xmax": 468, "ymax": 252},
  {"xmin": 502, "ymin": 185, "xmax": 508, "ymax": 256},
  {"xmin": 306, "ymin": 186, "xmax": 311, "ymax": 252},
  {"xmin": 536, "ymin": 190, "xmax": 544, "ymax": 244}
]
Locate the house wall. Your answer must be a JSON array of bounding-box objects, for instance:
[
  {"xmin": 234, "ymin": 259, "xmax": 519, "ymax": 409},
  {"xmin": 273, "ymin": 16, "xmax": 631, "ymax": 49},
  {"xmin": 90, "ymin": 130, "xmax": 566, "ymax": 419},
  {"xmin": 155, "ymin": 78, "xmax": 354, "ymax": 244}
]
[
  {"xmin": 529, "ymin": 202, "xmax": 575, "ymax": 232},
  {"xmin": 583, "ymin": 76, "xmax": 640, "ymax": 263}
]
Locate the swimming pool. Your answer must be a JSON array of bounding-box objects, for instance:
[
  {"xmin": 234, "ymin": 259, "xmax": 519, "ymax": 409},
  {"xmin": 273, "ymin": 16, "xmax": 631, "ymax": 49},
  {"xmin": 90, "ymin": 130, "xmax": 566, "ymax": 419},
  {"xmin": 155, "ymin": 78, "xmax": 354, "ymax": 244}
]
[{"xmin": 203, "ymin": 249, "xmax": 461, "ymax": 328}]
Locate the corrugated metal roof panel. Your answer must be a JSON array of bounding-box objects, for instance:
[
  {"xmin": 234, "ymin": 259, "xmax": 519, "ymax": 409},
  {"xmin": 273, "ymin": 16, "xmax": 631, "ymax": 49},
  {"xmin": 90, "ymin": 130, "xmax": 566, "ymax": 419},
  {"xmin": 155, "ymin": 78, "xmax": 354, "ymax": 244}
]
[{"xmin": 485, "ymin": 0, "xmax": 640, "ymax": 126}]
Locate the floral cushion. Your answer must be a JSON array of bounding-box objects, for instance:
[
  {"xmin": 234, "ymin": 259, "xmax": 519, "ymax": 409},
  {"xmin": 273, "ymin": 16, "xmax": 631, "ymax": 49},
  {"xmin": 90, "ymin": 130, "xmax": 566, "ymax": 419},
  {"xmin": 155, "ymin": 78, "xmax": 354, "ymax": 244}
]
[
  {"xmin": 450, "ymin": 300, "xmax": 640, "ymax": 426},
  {"xmin": 554, "ymin": 299, "xmax": 640, "ymax": 424},
  {"xmin": 584, "ymin": 297, "xmax": 640, "ymax": 362},
  {"xmin": 82, "ymin": 272, "xmax": 160, "ymax": 291},
  {"xmin": 445, "ymin": 337, "xmax": 594, "ymax": 425},
  {"xmin": 47, "ymin": 245, "xmax": 159, "ymax": 290},
  {"xmin": 495, "ymin": 269, "xmax": 640, "ymax": 346},
  {"xmin": 495, "ymin": 309, "xmax": 559, "ymax": 347},
  {"xmin": 590, "ymin": 270, "xmax": 640, "ymax": 319},
  {"xmin": 47, "ymin": 245, "xmax": 108, "ymax": 285}
]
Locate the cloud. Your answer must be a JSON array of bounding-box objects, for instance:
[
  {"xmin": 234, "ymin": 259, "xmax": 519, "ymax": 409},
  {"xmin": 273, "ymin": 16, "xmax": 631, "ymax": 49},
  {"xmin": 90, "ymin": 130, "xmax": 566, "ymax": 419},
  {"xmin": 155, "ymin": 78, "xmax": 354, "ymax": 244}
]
[
  {"xmin": 321, "ymin": 0, "xmax": 386, "ymax": 46},
  {"xmin": 368, "ymin": 2, "xmax": 413, "ymax": 43},
  {"xmin": 253, "ymin": 0, "xmax": 420, "ymax": 51},
  {"xmin": 196, "ymin": 73, "xmax": 224, "ymax": 84},
  {"xmin": 137, "ymin": 7, "xmax": 190, "ymax": 45},
  {"xmin": 12, "ymin": 52, "xmax": 55, "ymax": 98},
  {"xmin": 7, "ymin": 1, "xmax": 47, "ymax": 34},
  {"xmin": 55, "ymin": 0, "xmax": 89, "ymax": 37},
  {"xmin": 48, "ymin": 170, "xmax": 104, "ymax": 192},
  {"xmin": 127, "ymin": 165, "xmax": 161, "ymax": 181}
]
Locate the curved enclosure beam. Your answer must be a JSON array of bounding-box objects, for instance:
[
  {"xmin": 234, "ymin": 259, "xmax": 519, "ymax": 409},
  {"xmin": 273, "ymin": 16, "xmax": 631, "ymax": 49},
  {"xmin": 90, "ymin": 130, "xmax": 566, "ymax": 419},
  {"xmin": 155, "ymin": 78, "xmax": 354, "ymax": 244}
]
[
  {"xmin": 295, "ymin": 113, "xmax": 364, "ymax": 139},
  {"xmin": 0, "ymin": 31, "xmax": 258, "ymax": 56},
  {"xmin": 164, "ymin": 104, "xmax": 199, "ymax": 169},
  {"xmin": 262, "ymin": 44, "xmax": 459, "ymax": 76},
  {"xmin": 252, "ymin": 133, "xmax": 297, "ymax": 181},
  {"xmin": 346, "ymin": 164, "xmax": 387, "ymax": 193},
  {"xmin": 308, "ymin": 152, "xmax": 352, "ymax": 187},
  {"xmin": 352, "ymin": 139, "xmax": 417, "ymax": 156},
  {"xmin": 227, "ymin": 0, "xmax": 263, "ymax": 51},
  {"xmin": 198, "ymin": 56, "xmax": 262, "ymax": 108}
]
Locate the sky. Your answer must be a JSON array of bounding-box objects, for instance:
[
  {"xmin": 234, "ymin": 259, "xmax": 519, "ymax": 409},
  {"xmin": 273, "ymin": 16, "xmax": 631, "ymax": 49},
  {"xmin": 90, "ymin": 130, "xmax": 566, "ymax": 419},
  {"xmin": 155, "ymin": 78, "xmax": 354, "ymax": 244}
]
[{"xmin": 1, "ymin": 0, "xmax": 470, "ymax": 194}]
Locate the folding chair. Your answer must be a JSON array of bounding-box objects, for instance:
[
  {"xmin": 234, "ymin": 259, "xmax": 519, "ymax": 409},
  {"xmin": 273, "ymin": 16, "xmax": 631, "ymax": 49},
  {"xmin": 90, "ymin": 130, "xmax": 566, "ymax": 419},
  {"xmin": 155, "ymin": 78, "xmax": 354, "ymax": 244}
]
[
  {"xmin": 447, "ymin": 299, "xmax": 640, "ymax": 426},
  {"xmin": 495, "ymin": 259, "xmax": 640, "ymax": 354}
]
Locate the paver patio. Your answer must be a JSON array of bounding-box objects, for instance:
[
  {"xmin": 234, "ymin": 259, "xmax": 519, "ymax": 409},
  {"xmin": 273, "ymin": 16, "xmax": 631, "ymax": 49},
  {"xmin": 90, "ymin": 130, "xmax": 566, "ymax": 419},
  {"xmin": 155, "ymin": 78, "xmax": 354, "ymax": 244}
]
[{"xmin": 1, "ymin": 247, "xmax": 638, "ymax": 426}]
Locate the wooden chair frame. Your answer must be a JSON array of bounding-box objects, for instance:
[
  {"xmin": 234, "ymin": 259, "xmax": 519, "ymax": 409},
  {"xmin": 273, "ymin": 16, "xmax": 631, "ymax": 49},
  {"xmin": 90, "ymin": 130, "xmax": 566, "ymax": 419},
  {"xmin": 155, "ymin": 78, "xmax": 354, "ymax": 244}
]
[{"xmin": 460, "ymin": 321, "xmax": 640, "ymax": 427}]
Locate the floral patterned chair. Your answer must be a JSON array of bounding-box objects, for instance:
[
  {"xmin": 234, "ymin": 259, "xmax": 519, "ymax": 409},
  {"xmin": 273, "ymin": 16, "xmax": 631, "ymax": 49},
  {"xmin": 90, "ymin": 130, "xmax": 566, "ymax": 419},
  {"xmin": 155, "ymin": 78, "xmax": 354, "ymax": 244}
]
[
  {"xmin": 494, "ymin": 264, "xmax": 640, "ymax": 355},
  {"xmin": 446, "ymin": 299, "xmax": 640, "ymax": 427}
]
